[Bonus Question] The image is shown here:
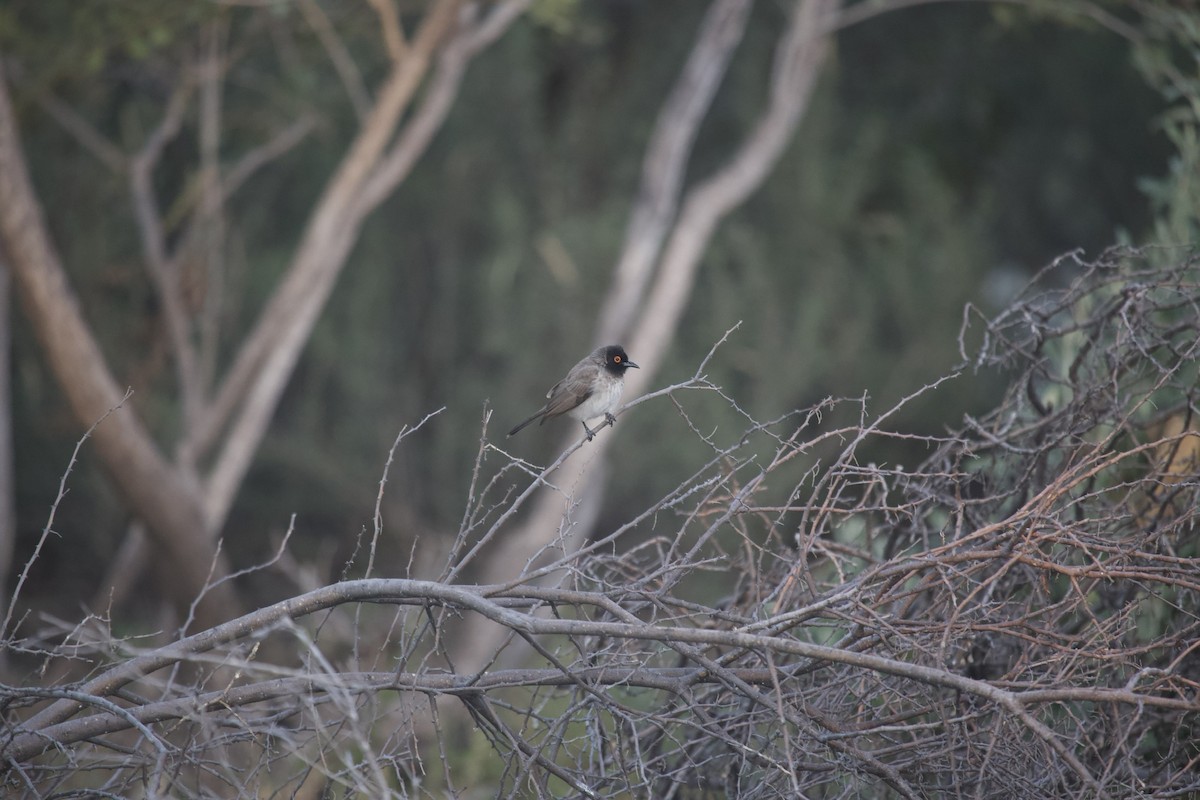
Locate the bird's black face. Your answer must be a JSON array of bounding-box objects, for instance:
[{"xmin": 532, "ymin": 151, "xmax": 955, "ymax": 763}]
[{"xmin": 602, "ymin": 345, "xmax": 639, "ymax": 373}]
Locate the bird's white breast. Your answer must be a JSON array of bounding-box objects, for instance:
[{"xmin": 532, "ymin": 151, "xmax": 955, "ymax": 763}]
[{"xmin": 568, "ymin": 374, "xmax": 624, "ymax": 424}]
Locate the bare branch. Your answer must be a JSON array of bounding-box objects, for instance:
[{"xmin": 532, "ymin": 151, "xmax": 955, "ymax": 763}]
[
  {"xmin": 369, "ymin": 407, "xmax": 445, "ymax": 577},
  {"xmin": 626, "ymin": 0, "xmax": 837, "ymax": 382},
  {"xmin": 0, "ymin": 61, "xmax": 239, "ymax": 631},
  {"xmin": 7, "ymin": 249, "xmax": 1200, "ymax": 797},
  {"xmin": 366, "ymin": 0, "xmax": 409, "ymax": 63},
  {"xmin": 196, "ymin": 21, "xmax": 227, "ymax": 403},
  {"xmin": 827, "ymin": 0, "xmax": 1144, "ymax": 43},
  {"xmin": 220, "ymin": 113, "xmax": 316, "ymax": 202},
  {"xmin": 128, "ymin": 74, "xmax": 203, "ymax": 425},
  {"xmin": 32, "ymin": 91, "xmax": 126, "ymax": 173},
  {"xmin": 129, "ymin": 76, "xmax": 195, "ymax": 274},
  {"xmin": 595, "ymin": 0, "xmax": 754, "ymax": 344},
  {"xmin": 2, "ymin": 389, "xmax": 133, "ymax": 640},
  {"xmin": 447, "ymin": 0, "xmax": 837, "ymax": 685},
  {"xmin": 356, "ymin": 0, "xmax": 532, "ymax": 213},
  {"xmin": 188, "ymin": 0, "xmax": 475, "ymax": 533},
  {"xmin": 298, "ymin": 0, "xmax": 372, "ymax": 121}
]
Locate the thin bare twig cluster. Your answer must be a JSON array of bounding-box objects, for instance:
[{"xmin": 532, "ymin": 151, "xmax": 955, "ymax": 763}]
[{"xmin": 3, "ymin": 246, "xmax": 1199, "ymax": 798}]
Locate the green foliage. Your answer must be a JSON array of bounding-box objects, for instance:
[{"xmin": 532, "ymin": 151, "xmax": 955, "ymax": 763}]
[
  {"xmin": 1134, "ymin": 5, "xmax": 1200, "ymax": 246},
  {"xmin": 529, "ymin": 0, "xmax": 585, "ymax": 38},
  {"xmin": 0, "ymin": 1, "xmax": 217, "ymax": 80}
]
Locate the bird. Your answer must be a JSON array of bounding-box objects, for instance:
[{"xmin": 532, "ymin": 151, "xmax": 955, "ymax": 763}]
[{"xmin": 508, "ymin": 345, "xmax": 639, "ymax": 441}]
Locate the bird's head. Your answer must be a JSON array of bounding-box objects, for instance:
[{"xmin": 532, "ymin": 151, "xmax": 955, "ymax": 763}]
[{"xmin": 600, "ymin": 345, "xmax": 639, "ymax": 373}]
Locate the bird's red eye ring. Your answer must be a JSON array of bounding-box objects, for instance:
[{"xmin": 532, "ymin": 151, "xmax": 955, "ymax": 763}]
[{"xmin": 614, "ymin": 355, "xmax": 622, "ymax": 363}]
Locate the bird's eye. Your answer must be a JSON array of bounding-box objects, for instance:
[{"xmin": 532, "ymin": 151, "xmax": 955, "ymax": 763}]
[{"xmin": 613, "ymin": 355, "xmax": 622, "ymax": 363}]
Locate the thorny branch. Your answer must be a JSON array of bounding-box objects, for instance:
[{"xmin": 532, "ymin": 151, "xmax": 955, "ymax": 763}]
[{"xmin": 3, "ymin": 247, "xmax": 1200, "ymax": 797}]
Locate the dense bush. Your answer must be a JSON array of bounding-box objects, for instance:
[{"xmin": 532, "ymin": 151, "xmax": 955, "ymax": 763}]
[{"xmin": 3, "ymin": 246, "xmax": 1197, "ymax": 798}]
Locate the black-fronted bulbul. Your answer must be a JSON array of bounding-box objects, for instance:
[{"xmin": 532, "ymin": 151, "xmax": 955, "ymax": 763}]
[{"xmin": 508, "ymin": 345, "xmax": 639, "ymax": 441}]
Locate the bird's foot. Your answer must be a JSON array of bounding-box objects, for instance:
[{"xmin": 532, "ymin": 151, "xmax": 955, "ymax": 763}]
[{"xmin": 582, "ymin": 414, "xmax": 617, "ymax": 442}]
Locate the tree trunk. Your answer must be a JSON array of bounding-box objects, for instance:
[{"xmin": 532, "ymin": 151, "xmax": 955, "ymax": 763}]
[
  {"xmin": 2, "ymin": 1, "xmax": 529, "ymax": 631},
  {"xmin": 0, "ymin": 259, "xmax": 14, "ymax": 637},
  {"xmin": 446, "ymin": 0, "xmax": 838, "ymax": 677},
  {"xmin": 0, "ymin": 60, "xmax": 239, "ymax": 632}
]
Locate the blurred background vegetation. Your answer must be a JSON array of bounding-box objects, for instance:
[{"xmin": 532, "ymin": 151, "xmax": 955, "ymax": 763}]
[{"xmin": 4, "ymin": 0, "xmax": 1194, "ymax": 623}]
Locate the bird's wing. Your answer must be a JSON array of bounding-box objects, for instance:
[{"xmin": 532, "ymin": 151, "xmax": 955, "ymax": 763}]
[{"xmin": 542, "ymin": 365, "xmax": 595, "ymax": 418}]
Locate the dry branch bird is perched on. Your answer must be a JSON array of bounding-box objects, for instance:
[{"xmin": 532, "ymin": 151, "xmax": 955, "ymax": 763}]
[{"xmin": 508, "ymin": 345, "xmax": 639, "ymax": 441}]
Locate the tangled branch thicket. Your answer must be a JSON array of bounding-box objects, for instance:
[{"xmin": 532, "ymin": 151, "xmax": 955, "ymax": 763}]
[{"xmin": 3, "ymin": 247, "xmax": 1200, "ymax": 798}]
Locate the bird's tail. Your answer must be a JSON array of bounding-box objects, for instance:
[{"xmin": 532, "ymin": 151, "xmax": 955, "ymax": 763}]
[{"xmin": 507, "ymin": 410, "xmax": 544, "ymax": 437}]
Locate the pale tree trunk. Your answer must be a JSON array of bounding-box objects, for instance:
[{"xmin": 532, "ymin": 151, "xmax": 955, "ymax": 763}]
[
  {"xmin": 0, "ymin": 260, "xmax": 14, "ymax": 639},
  {"xmin": 1, "ymin": 0, "xmax": 528, "ymax": 631},
  {"xmin": 192, "ymin": 1, "xmax": 464, "ymax": 530},
  {"xmin": 447, "ymin": 0, "xmax": 839, "ymax": 676},
  {"xmin": 0, "ymin": 64, "xmax": 240, "ymax": 631},
  {"xmin": 594, "ymin": 0, "xmax": 757, "ymax": 345},
  {"xmin": 191, "ymin": 0, "xmax": 527, "ymax": 532}
]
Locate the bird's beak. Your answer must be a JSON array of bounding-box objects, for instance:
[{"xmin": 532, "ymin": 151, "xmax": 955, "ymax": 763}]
[{"xmin": 627, "ymin": 360, "xmax": 639, "ymax": 369}]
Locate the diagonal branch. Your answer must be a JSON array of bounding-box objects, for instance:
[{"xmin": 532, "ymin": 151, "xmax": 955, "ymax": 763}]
[
  {"xmin": 298, "ymin": 0, "xmax": 372, "ymax": 121},
  {"xmin": 625, "ymin": 0, "xmax": 836, "ymax": 385},
  {"xmin": 449, "ymin": 0, "xmax": 838, "ymax": 682},
  {"xmin": 155, "ymin": 113, "xmax": 316, "ymax": 282},
  {"xmin": 129, "ymin": 74, "xmax": 203, "ymax": 426},
  {"xmin": 221, "ymin": 113, "xmax": 316, "ymax": 202},
  {"xmin": 595, "ymin": 0, "xmax": 754, "ymax": 344},
  {"xmin": 92, "ymin": 111, "xmax": 317, "ymax": 618},
  {"xmin": 6, "ymin": 576, "xmax": 1171, "ymax": 795},
  {"xmin": 32, "ymin": 92, "xmax": 126, "ymax": 173},
  {"xmin": 0, "ymin": 60, "xmax": 239, "ymax": 632},
  {"xmin": 189, "ymin": 0, "xmax": 463, "ymax": 467},
  {"xmin": 196, "ymin": 21, "xmax": 228, "ymax": 403},
  {"xmin": 355, "ymin": 0, "xmax": 532, "ymax": 213},
  {"xmin": 193, "ymin": 0, "xmax": 473, "ymax": 531},
  {"xmin": 367, "ymin": 0, "xmax": 410, "ymax": 63}
]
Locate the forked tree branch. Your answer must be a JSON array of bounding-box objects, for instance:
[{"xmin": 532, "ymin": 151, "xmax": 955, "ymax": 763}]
[
  {"xmin": 367, "ymin": 0, "xmax": 410, "ymax": 63},
  {"xmin": 31, "ymin": 92, "xmax": 126, "ymax": 173},
  {"xmin": 355, "ymin": 0, "xmax": 533, "ymax": 215},
  {"xmin": 186, "ymin": 0, "xmax": 484, "ymax": 531},
  {"xmin": 5, "ymin": 249, "xmax": 1200, "ymax": 797},
  {"xmin": 625, "ymin": 0, "xmax": 836, "ymax": 384},
  {"xmin": 448, "ymin": 0, "xmax": 838, "ymax": 680},
  {"xmin": 5, "ymin": 575, "xmax": 1191, "ymax": 784},
  {"xmin": 298, "ymin": 0, "xmax": 373, "ymax": 121},
  {"xmin": 129, "ymin": 75, "xmax": 204, "ymax": 425},
  {"xmin": 0, "ymin": 60, "xmax": 239, "ymax": 632},
  {"xmin": 595, "ymin": 0, "xmax": 754, "ymax": 344}
]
